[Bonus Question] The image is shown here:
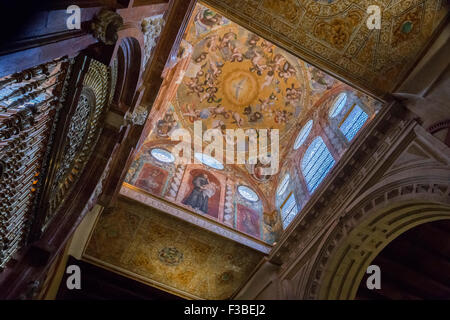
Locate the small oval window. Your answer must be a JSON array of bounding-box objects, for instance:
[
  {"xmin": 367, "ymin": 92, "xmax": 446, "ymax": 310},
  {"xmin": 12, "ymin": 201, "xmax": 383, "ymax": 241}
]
[
  {"xmin": 150, "ymin": 148, "xmax": 175, "ymax": 163},
  {"xmin": 238, "ymin": 185, "xmax": 259, "ymax": 202},
  {"xmin": 194, "ymin": 153, "xmax": 224, "ymax": 170}
]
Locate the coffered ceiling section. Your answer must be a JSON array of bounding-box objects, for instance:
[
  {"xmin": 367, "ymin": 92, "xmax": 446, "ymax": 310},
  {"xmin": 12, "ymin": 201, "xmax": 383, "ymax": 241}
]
[
  {"xmin": 84, "ymin": 198, "xmax": 264, "ymax": 300},
  {"xmin": 202, "ymin": 0, "xmax": 448, "ymax": 94}
]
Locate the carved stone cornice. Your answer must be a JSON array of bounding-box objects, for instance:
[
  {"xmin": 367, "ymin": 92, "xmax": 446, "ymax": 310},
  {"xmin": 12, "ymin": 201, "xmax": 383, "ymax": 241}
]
[
  {"xmin": 124, "ymin": 105, "xmax": 149, "ymax": 126},
  {"xmin": 235, "ymin": 102, "xmax": 450, "ymax": 299}
]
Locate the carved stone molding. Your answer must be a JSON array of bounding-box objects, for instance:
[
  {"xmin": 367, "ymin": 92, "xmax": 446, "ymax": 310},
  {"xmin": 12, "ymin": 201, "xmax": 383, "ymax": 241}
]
[
  {"xmin": 91, "ymin": 9, "xmax": 124, "ymax": 45},
  {"xmin": 141, "ymin": 15, "xmax": 165, "ymax": 68},
  {"xmin": 124, "ymin": 105, "xmax": 149, "ymax": 126},
  {"xmin": 120, "ymin": 183, "xmax": 272, "ymax": 254},
  {"xmin": 305, "ymin": 180, "xmax": 450, "ymax": 300}
]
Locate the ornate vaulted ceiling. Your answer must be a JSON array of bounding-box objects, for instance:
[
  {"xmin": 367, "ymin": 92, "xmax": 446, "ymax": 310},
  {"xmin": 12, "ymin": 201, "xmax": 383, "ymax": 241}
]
[
  {"xmin": 202, "ymin": 0, "xmax": 448, "ymax": 95},
  {"xmin": 175, "ymin": 6, "xmax": 337, "ymax": 150},
  {"xmin": 124, "ymin": 3, "xmax": 382, "ymax": 246}
]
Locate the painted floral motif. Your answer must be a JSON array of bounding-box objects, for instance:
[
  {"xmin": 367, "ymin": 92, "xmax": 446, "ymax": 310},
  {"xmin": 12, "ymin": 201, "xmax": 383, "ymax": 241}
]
[
  {"xmin": 262, "ymin": 0, "xmax": 301, "ymax": 24},
  {"xmin": 314, "ymin": 11, "xmax": 363, "ymax": 50}
]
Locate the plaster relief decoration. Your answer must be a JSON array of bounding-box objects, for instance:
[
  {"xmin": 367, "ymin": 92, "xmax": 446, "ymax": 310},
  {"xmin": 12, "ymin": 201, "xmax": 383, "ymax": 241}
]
[
  {"xmin": 202, "ymin": 0, "xmax": 448, "ymax": 94},
  {"xmin": 91, "ymin": 9, "xmax": 124, "ymax": 45},
  {"xmin": 141, "ymin": 15, "xmax": 165, "ymax": 68},
  {"xmin": 124, "ymin": 3, "xmax": 382, "ymax": 246},
  {"xmin": 125, "ymin": 105, "xmax": 149, "ymax": 126}
]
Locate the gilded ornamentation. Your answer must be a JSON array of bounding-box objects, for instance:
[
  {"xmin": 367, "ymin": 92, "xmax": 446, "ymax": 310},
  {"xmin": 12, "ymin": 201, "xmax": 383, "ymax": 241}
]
[
  {"xmin": 141, "ymin": 15, "xmax": 165, "ymax": 68},
  {"xmin": 314, "ymin": 11, "xmax": 363, "ymax": 50},
  {"xmin": 125, "ymin": 105, "xmax": 149, "ymax": 126},
  {"xmin": 218, "ymin": 271, "xmax": 234, "ymax": 284},
  {"xmin": 45, "ymin": 59, "xmax": 115, "ymax": 229},
  {"xmin": 0, "ymin": 58, "xmax": 68, "ymax": 269},
  {"xmin": 85, "ymin": 199, "xmax": 264, "ymax": 299},
  {"xmin": 158, "ymin": 247, "xmax": 184, "ymax": 266},
  {"xmin": 202, "ymin": 0, "xmax": 448, "ymax": 93},
  {"xmin": 262, "ymin": 0, "xmax": 302, "ymax": 25}
]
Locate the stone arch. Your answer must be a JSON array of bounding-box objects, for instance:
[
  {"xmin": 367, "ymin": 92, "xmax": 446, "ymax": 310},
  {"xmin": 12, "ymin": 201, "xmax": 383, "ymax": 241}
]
[{"xmin": 304, "ymin": 176, "xmax": 450, "ymax": 300}]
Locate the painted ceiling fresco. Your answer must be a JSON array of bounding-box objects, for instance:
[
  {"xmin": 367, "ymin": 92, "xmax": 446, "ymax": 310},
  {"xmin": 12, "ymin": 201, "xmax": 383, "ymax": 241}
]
[
  {"xmin": 202, "ymin": 0, "xmax": 448, "ymax": 95},
  {"xmin": 177, "ymin": 4, "xmax": 339, "ymax": 146},
  {"xmin": 84, "ymin": 198, "xmax": 264, "ymax": 300},
  {"xmin": 125, "ymin": 3, "xmax": 383, "ymax": 247}
]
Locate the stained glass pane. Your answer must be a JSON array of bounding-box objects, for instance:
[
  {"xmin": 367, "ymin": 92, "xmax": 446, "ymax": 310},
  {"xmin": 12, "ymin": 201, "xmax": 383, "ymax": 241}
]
[
  {"xmin": 294, "ymin": 120, "xmax": 313, "ymax": 150},
  {"xmin": 277, "ymin": 174, "xmax": 290, "ymax": 196},
  {"xmin": 281, "ymin": 193, "xmax": 298, "ymax": 228},
  {"xmin": 340, "ymin": 105, "xmax": 369, "ymax": 141},
  {"xmin": 283, "ymin": 211, "xmax": 297, "ymax": 229},
  {"xmin": 329, "ymin": 93, "xmax": 347, "ymax": 118},
  {"xmin": 302, "ymin": 137, "xmax": 335, "ymax": 193}
]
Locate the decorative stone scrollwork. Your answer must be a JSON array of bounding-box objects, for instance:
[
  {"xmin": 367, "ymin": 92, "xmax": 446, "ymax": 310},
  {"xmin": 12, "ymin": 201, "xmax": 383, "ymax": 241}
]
[
  {"xmin": 141, "ymin": 15, "xmax": 165, "ymax": 68},
  {"xmin": 90, "ymin": 9, "xmax": 124, "ymax": 45},
  {"xmin": 125, "ymin": 105, "xmax": 149, "ymax": 126}
]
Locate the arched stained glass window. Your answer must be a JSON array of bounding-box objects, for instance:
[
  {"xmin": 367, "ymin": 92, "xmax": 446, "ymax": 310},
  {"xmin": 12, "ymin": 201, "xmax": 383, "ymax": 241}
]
[
  {"xmin": 281, "ymin": 193, "xmax": 298, "ymax": 229},
  {"xmin": 294, "ymin": 120, "xmax": 313, "ymax": 150},
  {"xmin": 329, "ymin": 93, "xmax": 347, "ymax": 118},
  {"xmin": 339, "ymin": 105, "xmax": 369, "ymax": 141},
  {"xmin": 301, "ymin": 137, "xmax": 335, "ymax": 193}
]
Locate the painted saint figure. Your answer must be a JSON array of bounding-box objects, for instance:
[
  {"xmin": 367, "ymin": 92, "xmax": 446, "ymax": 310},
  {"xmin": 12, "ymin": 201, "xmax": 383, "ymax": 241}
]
[{"xmin": 183, "ymin": 173, "xmax": 212, "ymax": 214}]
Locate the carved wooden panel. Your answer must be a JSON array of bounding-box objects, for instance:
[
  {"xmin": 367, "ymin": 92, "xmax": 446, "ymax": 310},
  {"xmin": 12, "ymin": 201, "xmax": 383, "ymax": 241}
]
[{"xmin": 40, "ymin": 57, "xmax": 117, "ymax": 232}]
